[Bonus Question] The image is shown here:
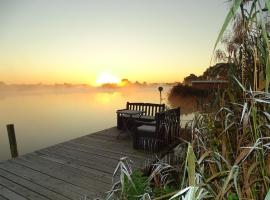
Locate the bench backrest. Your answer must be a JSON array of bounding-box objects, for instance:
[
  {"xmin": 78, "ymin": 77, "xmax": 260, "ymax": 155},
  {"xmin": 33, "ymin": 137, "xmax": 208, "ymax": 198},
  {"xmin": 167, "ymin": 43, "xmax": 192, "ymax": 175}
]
[
  {"xmin": 156, "ymin": 107, "xmax": 180, "ymax": 145},
  {"xmin": 126, "ymin": 102, "xmax": 165, "ymax": 116}
]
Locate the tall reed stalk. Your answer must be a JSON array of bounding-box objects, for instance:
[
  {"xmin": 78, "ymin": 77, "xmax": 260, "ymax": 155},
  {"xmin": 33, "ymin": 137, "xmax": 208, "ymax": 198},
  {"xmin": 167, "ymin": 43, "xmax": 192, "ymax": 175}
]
[{"xmin": 103, "ymin": 1, "xmax": 270, "ymax": 199}]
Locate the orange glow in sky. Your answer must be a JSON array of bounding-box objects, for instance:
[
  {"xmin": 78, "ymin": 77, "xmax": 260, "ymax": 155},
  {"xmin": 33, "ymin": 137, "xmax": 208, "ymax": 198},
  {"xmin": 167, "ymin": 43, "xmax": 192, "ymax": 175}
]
[{"xmin": 0, "ymin": 0, "xmax": 227, "ymax": 85}]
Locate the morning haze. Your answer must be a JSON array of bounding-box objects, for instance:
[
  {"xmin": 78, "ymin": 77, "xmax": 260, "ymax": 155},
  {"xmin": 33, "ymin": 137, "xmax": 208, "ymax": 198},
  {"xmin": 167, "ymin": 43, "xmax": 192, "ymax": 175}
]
[{"xmin": 0, "ymin": 0, "xmax": 227, "ymax": 85}]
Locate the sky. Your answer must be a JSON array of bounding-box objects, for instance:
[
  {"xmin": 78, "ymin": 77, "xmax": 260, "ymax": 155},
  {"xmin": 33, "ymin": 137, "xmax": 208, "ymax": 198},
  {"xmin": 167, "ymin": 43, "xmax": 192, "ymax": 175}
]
[{"xmin": 0, "ymin": 0, "xmax": 229, "ymax": 85}]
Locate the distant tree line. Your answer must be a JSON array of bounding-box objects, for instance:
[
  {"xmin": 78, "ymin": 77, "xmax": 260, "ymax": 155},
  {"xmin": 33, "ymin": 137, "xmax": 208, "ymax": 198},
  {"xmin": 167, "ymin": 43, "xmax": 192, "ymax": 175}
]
[
  {"xmin": 183, "ymin": 63, "xmax": 235, "ymax": 85},
  {"xmin": 168, "ymin": 84, "xmax": 209, "ymax": 100}
]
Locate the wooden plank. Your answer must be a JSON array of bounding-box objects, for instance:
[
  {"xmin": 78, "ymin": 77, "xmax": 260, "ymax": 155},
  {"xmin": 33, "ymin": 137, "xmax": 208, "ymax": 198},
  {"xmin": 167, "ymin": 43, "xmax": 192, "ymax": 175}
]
[
  {"xmin": 38, "ymin": 145, "xmax": 151, "ymax": 177},
  {"xmin": 38, "ymin": 147, "xmax": 118, "ymax": 174},
  {"xmin": 86, "ymin": 133, "xmax": 116, "ymax": 141},
  {"xmin": 44, "ymin": 144, "xmax": 125, "ymax": 165},
  {"xmin": 85, "ymin": 135, "xmax": 133, "ymax": 146},
  {"xmin": 81, "ymin": 136, "xmax": 153, "ymax": 155},
  {"xmin": 0, "ymin": 168, "xmax": 69, "ymax": 200},
  {"xmin": 87, "ymin": 127, "xmax": 120, "ymax": 137},
  {"xmin": 0, "ymin": 186, "xmax": 26, "ymax": 200},
  {"xmin": 72, "ymin": 139, "xmax": 154, "ymax": 160},
  {"xmin": 0, "ymin": 194, "xmax": 9, "ymax": 200},
  {"xmin": 63, "ymin": 141, "xmax": 152, "ymax": 161},
  {"xmin": 37, "ymin": 149, "xmax": 114, "ymax": 175},
  {"xmin": 0, "ymin": 176, "xmax": 49, "ymax": 200},
  {"xmin": 73, "ymin": 137, "xmax": 132, "ymax": 150},
  {"xmin": 52, "ymin": 142, "xmax": 147, "ymax": 164},
  {"xmin": 71, "ymin": 139, "xmax": 152, "ymax": 158},
  {"xmin": 35, "ymin": 151, "xmax": 112, "ymax": 181},
  {"xmin": 72, "ymin": 136, "xmax": 152, "ymax": 156},
  {"xmin": 18, "ymin": 153, "xmax": 111, "ymax": 189},
  {"xmin": 34, "ymin": 151, "xmax": 112, "ymax": 183},
  {"xmin": 58, "ymin": 142, "xmax": 152, "ymax": 166},
  {"xmin": 72, "ymin": 137, "xmax": 131, "ymax": 151},
  {"xmin": 0, "ymin": 161, "xmax": 94, "ymax": 199},
  {"xmin": 12, "ymin": 156, "xmax": 107, "ymax": 196},
  {"xmin": 44, "ymin": 144, "xmax": 144, "ymax": 170}
]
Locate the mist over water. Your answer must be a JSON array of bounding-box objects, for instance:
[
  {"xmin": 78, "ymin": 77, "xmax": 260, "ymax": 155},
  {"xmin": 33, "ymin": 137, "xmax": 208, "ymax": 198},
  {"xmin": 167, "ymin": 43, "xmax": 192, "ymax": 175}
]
[{"xmin": 0, "ymin": 86, "xmax": 196, "ymax": 161}]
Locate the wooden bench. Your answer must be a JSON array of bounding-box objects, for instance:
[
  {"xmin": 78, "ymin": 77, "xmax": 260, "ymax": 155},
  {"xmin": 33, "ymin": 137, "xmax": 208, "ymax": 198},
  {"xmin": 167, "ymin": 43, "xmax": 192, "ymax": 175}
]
[
  {"xmin": 117, "ymin": 102, "xmax": 165, "ymax": 129},
  {"xmin": 133, "ymin": 107, "xmax": 180, "ymax": 152}
]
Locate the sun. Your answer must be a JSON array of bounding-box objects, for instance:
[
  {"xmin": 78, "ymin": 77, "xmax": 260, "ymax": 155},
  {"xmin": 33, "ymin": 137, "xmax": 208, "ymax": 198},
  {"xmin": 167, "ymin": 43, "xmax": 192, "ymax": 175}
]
[{"xmin": 96, "ymin": 72, "xmax": 120, "ymax": 85}]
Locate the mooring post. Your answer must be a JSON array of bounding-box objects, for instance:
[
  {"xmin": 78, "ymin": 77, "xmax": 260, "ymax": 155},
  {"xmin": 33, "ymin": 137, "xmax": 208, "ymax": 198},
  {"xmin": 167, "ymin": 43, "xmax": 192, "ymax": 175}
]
[{"xmin": 6, "ymin": 124, "xmax": 18, "ymax": 158}]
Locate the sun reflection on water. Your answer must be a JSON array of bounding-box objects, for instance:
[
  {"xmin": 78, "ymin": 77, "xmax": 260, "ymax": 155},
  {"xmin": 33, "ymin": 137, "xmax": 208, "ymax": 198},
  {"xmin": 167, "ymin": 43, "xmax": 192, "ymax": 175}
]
[{"xmin": 94, "ymin": 92, "xmax": 119, "ymax": 104}]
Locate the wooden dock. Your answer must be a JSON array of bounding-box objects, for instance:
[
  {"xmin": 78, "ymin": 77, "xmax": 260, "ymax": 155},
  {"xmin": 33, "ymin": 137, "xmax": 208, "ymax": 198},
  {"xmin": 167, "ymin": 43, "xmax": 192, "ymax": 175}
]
[{"xmin": 0, "ymin": 127, "xmax": 155, "ymax": 200}]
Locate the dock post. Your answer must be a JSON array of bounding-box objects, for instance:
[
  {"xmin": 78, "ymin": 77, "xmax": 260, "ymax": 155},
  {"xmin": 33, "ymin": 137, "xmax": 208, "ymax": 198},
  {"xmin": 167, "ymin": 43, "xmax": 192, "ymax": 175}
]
[{"xmin": 6, "ymin": 124, "xmax": 18, "ymax": 158}]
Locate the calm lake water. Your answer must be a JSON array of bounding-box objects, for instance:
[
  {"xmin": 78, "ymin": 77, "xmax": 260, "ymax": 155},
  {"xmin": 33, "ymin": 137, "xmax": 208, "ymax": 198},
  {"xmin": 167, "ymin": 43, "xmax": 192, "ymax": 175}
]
[{"xmin": 0, "ymin": 86, "xmax": 195, "ymax": 161}]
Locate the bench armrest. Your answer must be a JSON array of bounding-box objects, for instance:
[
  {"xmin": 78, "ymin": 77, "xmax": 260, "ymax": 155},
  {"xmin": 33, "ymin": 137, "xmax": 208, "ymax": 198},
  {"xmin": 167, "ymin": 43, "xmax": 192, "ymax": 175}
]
[
  {"xmin": 116, "ymin": 108, "xmax": 127, "ymax": 112},
  {"xmin": 116, "ymin": 109, "xmax": 127, "ymax": 115}
]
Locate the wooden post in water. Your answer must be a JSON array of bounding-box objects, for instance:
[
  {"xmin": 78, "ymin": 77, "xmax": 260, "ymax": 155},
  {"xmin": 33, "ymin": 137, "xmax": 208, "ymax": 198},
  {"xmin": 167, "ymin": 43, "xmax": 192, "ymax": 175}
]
[{"xmin": 6, "ymin": 124, "xmax": 18, "ymax": 158}]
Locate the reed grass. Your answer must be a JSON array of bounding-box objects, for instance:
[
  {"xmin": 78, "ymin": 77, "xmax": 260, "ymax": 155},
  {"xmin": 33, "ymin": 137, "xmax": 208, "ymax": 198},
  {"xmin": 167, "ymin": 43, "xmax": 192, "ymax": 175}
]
[{"xmin": 103, "ymin": 0, "xmax": 270, "ymax": 199}]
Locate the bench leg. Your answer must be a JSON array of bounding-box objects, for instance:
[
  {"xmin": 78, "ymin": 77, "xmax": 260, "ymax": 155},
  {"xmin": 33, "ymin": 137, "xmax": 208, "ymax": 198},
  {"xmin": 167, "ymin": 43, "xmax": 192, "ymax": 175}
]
[
  {"xmin": 117, "ymin": 114, "xmax": 122, "ymax": 129},
  {"xmin": 133, "ymin": 131, "xmax": 139, "ymax": 149}
]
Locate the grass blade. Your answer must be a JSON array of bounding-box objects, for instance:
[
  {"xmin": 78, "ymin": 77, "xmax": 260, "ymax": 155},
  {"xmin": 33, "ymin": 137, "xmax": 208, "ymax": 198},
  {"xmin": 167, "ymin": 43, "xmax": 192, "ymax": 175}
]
[
  {"xmin": 265, "ymin": 189, "xmax": 270, "ymax": 200},
  {"xmin": 213, "ymin": 0, "xmax": 242, "ymax": 51},
  {"xmin": 265, "ymin": 0, "xmax": 270, "ymax": 17},
  {"xmin": 259, "ymin": 5, "xmax": 270, "ymax": 91},
  {"xmin": 187, "ymin": 144, "xmax": 196, "ymax": 186}
]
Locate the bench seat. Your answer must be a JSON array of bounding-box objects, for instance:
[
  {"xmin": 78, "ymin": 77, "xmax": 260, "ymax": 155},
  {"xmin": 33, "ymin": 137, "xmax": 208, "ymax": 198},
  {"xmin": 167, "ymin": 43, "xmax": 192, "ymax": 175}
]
[
  {"xmin": 120, "ymin": 114, "xmax": 155, "ymax": 121},
  {"xmin": 137, "ymin": 125, "xmax": 156, "ymax": 133},
  {"xmin": 117, "ymin": 102, "xmax": 165, "ymax": 129}
]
